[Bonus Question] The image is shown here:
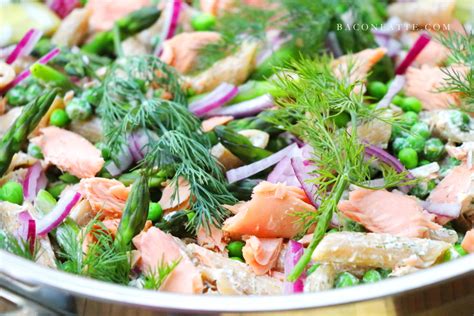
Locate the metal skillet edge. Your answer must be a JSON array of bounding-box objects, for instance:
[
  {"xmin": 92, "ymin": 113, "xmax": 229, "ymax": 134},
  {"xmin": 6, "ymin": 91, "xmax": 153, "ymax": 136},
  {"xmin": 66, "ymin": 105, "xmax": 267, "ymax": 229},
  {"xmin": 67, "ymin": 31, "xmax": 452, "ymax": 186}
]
[{"xmin": 1, "ymin": 250, "xmax": 473, "ymax": 313}]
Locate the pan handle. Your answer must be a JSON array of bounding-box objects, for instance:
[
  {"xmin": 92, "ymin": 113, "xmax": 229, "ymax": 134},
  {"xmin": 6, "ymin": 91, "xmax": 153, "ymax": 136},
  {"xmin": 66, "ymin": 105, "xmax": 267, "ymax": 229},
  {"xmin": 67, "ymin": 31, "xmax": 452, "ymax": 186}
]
[{"xmin": 0, "ymin": 272, "xmax": 77, "ymax": 315}]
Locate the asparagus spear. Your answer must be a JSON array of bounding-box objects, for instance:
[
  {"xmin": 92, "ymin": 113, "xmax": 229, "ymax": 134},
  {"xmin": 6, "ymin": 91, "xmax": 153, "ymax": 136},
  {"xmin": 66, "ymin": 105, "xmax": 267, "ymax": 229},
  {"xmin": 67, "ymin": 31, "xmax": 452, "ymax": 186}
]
[
  {"xmin": 82, "ymin": 6, "xmax": 161, "ymax": 56},
  {"xmin": 30, "ymin": 64, "xmax": 77, "ymax": 91},
  {"xmin": 0, "ymin": 89, "xmax": 58, "ymax": 177},
  {"xmin": 214, "ymin": 126, "xmax": 273, "ymax": 163},
  {"xmin": 114, "ymin": 172, "xmax": 150, "ymax": 249}
]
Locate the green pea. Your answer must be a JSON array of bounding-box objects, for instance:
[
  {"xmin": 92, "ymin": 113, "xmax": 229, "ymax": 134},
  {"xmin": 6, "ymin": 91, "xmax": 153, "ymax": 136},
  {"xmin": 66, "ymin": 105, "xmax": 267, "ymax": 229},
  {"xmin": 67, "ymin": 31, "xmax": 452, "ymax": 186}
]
[
  {"xmin": 49, "ymin": 109, "xmax": 70, "ymax": 127},
  {"xmin": 307, "ymin": 264, "xmax": 321, "ymax": 275},
  {"xmin": 35, "ymin": 189, "xmax": 57, "ymax": 214},
  {"xmin": 367, "ymin": 81, "xmax": 388, "ymax": 100},
  {"xmin": 82, "ymin": 87, "xmax": 103, "ymax": 107},
  {"xmin": 230, "ymin": 256, "xmax": 244, "ymax": 262},
  {"xmin": 333, "ymin": 111, "xmax": 351, "ymax": 128},
  {"xmin": 95, "ymin": 142, "xmax": 111, "ymax": 160},
  {"xmin": 400, "ymin": 97, "xmax": 422, "ymax": 113},
  {"xmin": 443, "ymin": 247, "xmax": 460, "ymax": 262},
  {"xmin": 391, "ymin": 124, "xmax": 408, "ymax": 139},
  {"xmin": 327, "ymin": 228, "xmax": 339, "ymax": 233},
  {"xmin": 186, "ymin": 211, "xmax": 196, "ymax": 223},
  {"xmin": 409, "ymin": 180, "xmax": 436, "ymax": 199},
  {"xmin": 362, "ymin": 270, "xmax": 382, "ymax": 284},
  {"xmin": 454, "ymin": 244, "xmax": 467, "ymax": 256},
  {"xmin": 378, "ymin": 269, "xmax": 391, "ymax": 279},
  {"xmin": 47, "ymin": 182, "xmax": 67, "ymax": 199},
  {"xmin": 335, "ymin": 272, "xmax": 360, "ymax": 288},
  {"xmin": 147, "ymin": 202, "xmax": 163, "ymax": 222},
  {"xmin": 0, "ymin": 182, "xmax": 24, "ymax": 205},
  {"xmin": 27, "ymin": 143, "xmax": 44, "ymax": 159},
  {"xmin": 6, "ymin": 86, "xmax": 28, "ymax": 106},
  {"xmin": 402, "ymin": 111, "xmax": 419, "ymax": 127},
  {"xmin": 191, "ymin": 12, "xmax": 216, "ymax": 31},
  {"xmin": 398, "ymin": 147, "xmax": 418, "ymax": 169},
  {"xmin": 26, "ymin": 84, "xmax": 43, "ymax": 102},
  {"xmin": 449, "ymin": 110, "xmax": 470, "ymax": 131},
  {"xmin": 392, "ymin": 137, "xmax": 410, "ymax": 154},
  {"xmin": 424, "ymin": 138, "xmax": 444, "ymax": 162},
  {"xmin": 59, "ymin": 173, "xmax": 79, "ymax": 184},
  {"xmin": 66, "ymin": 98, "xmax": 92, "ymax": 121},
  {"xmin": 419, "ymin": 159, "xmax": 431, "ymax": 166},
  {"xmin": 410, "ymin": 122, "xmax": 430, "ymax": 139},
  {"xmin": 227, "ymin": 240, "xmax": 245, "ymax": 258},
  {"xmin": 392, "ymin": 95, "xmax": 404, "ymax": 107},
  {"xmin": 406, "ymin": 135, "xmax": 425, "ymax": 153}
]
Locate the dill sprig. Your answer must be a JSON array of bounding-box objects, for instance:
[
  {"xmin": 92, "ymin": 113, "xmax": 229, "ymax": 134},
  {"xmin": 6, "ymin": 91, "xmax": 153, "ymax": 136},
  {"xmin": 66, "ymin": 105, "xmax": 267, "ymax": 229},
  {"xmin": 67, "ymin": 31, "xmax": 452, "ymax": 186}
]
[
  {"xmin": 437, "ymin": 31, "xmax": 474, "ymax": 112},
  {"xmin": 57, "ymin": 219, "xmax": 131, "ymax": 285},
  {"xmin": 142, "ymin": 131, "xmax": 237, "ymax": 231},
  {"xmin": 99, "ymin": 55, "xmax": 236, "ymax": 231},
  {"xmin": 268, "ymin": 56, "xmax": 410, "ymax": 281},
  {"xmin": 0, "ymin": 230, "xmax": 39, "ymax": 261},
  {"xmin": 143, "ymin": 257, "xmax": 181, "ymax": 290}
]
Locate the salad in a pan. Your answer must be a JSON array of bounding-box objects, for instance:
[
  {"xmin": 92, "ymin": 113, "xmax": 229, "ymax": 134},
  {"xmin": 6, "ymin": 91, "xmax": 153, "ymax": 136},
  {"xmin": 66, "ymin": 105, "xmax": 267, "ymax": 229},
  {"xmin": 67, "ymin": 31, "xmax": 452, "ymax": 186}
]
[{"xmin": 0, "ymin": 0, "xmax": 472, "ymax": 295}]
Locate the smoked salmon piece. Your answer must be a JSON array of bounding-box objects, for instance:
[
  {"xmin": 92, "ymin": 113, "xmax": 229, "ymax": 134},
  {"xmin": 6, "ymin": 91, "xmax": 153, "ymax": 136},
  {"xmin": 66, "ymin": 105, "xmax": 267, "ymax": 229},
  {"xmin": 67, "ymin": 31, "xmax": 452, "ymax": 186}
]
[
  {"xmin": 161, "ymin": 32, "xmax": 221, "ymax": 74},
  {"xmin": 31, "ymin": 127, "xmax": 104, "ymax": 178},
  {"xmin": 133, "ymin": 227, "xmax": 203, "ymax": 294},
  {"xmin": 332, "ymin": 48, "xmax": 387, "ymax": 85},
  {"xmin": 87, "ymin": 0, "xmax": 152, "ymax": 32},
  {"xmin": 242, "ymin": 236, "xmax": 283, "ymax": 275},
  {"xmin": 197, "ymin": 224, "xmax": 227, "ymax": 252},
  {"xmin": 388, "ymin": 0, "xmax": 456, "ymax": 26},
  {"xmin": 427, "ymin": 165, "xmax": 474, "ymax": 224},
  {"xmin": 201, "ymin": 116, "xmax": 234, "ymax": 132},
  {"xmin": 223, "ymin": 181, "xmax": 317, "ymax": 239},
  {"xmin": 78, "ymin": 177, "xmax": 129, "ymax": 219},
  {"xmin": 404, "ymin": 65, "xmax": 469, "ymax": 110},
  {"xmin": 158, "ymin": 177, "xmax": 191, "ymax": 213},
  {"xmin": 461, "ymin": 229, "xmax": 474, "ymax": 254},
  {"xmin": 338, "ymin": 189, "xmax": 440, "ymax": 238}
]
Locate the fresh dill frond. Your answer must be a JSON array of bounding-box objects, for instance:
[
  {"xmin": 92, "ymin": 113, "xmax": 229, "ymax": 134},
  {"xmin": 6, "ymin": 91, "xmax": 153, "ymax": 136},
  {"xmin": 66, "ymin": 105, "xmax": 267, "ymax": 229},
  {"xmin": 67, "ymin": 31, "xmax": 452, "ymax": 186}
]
[
  {"xmin": 143, "ymin": 131, "xmax": 237, "ymax": 231},
  {"xmin": 197, "ymin": 3, "xmax": 275, "ymax": 71},
  {"xmin": 98, "ymin": 55, "xmax": 189, "ymax": 152},
  {"xmin": 0, "ymin": 230, "xmax": 39, "ymax": 261},
  {"xmin": 143, "ymin": 257, "xmax": 181, "ymax": 290},
  {"xmin": 57, "ymin": 219, "xmax": 131, "ymax": 285},
  {"xmin": 437, "ymin": 31, "xmax": 474, "ymax": 111},
  {"xmin": 268, "ymin": 55, "xmax": 409, "ymax": 281}
]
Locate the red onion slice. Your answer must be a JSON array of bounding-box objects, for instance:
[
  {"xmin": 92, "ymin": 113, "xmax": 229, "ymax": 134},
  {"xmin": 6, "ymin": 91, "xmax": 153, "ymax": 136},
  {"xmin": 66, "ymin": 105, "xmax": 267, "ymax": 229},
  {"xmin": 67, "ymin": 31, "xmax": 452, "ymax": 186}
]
[
  {"xmin": 17, "ymin": 211, "xmax": 36, "ymax": 253},
  {"xmin": 209, "ymin": 94, "xmax": 274, "ymax": 118},
  {"xmin": 395, "ymin": 33, "xmax": 431, "ymax": 75},
  {"xmin": 283, "ymin": 240, "xmax": 305, "ymax": 294},
  {"xmin": 226, "ymin": 143, "xmax": 298, "ymax": 184},
  {"xmin": 376, "ymin": 75, "xmax": 406, "ymax": 109},
  {"xmin": 6, "ymin": 28, "xmax": 43, "ymax": 65},
  {"xmin": 267, "ymin": 156, "xmax": 300, "ymax": 187},
  {"xmin": 47, "ymin": 0, "xmax": 79, "ymax": 18},
  {"xmin": 23, "ymin": 161, "xmax": 48, "ymax": 202},
  {"xmin": 2, "ymin": 48, "xmax": 61, "ymax": 93},
  {"xmin": 291, "ymin": 157, "xmax": 319, "ymax": 207},
  {"xmin": 105, "ymin": 143, "xmax": 134, "ymax": 177},
  {"xmin": 154, "ymin": 0, "xmax": 182, "ymax": 56},
  {"xmin": 36, "ymin": 191, "xmax": 81, "ymax": 236},
  {"xmin": 189, "ymin": 83, "xmax": 239, "ymax": 117},
  {"xmin": 364, "ymin": 144, "xmax": 414, "ymax": 179},
  {"xmin": 421, "ymin": 201, "xmax": 461, "ymax": 219}
]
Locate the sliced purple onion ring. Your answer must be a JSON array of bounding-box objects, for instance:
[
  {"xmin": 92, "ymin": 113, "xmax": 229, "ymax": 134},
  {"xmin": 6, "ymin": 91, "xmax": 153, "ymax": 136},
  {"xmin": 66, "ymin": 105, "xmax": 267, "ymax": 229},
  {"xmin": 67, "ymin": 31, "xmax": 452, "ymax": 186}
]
[
  {"xmin": 189, "ymin": 83, "xmax": 238, "ymax": 117},
  {"xmin": 291, "ymin": 157, "xmax": 319, "ymax": 208},
  {"xmin": 421, "ymin": 201, "xmax": 461, "ymax": 219},
  {"xmin": 395, "ymin": 32, "xmax": 431, "ymax": 75},
  {"xmin": 226, "ymin": 143, "xmax": 298, "ymax": 184},
  {"xmin": 376, "ymin": 75, "xmax": 406, "ymax": 109},
  {"xmin": 209, "ymin": 94, "xmax": 274, "ymax": 118},
  {"xmin": 283, "ymin": 240, "xmax": 305, "ymax": 294},
  {"xmin": 6, "ymin": 28, "xmax": 43, "ymax": 65},
  {"xmin": 17, "ymin": 211, "xmax": 36, "ymax": 253},
  {"xmin": 36, "ymin": 191, "xmax": 81, "ymax": 236},
  {"xmin": 23, "ymin": 161, "xmax": 48, "ymax": 202},
  {"xmin": 154, "ymin": 0, "xmax": 182, "ymax": 56}
]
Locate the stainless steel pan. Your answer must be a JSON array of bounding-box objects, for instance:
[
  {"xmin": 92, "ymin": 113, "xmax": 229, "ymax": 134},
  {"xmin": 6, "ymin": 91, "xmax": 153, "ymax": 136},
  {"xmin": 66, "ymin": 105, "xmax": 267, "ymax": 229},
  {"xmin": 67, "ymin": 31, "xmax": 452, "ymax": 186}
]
[{"xmin": 1, "ymin": 250, "xmax": 473, "ymax": 315}]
